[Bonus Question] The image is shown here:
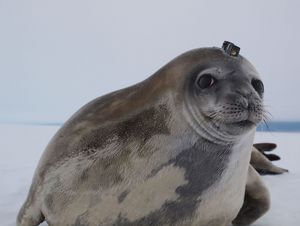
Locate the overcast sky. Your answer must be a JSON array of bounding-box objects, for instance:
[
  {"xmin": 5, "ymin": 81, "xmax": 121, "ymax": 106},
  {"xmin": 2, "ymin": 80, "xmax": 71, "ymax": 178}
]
[{"xmin": 1, "ymin": 0, "xmax": 300, "ymax": 123}]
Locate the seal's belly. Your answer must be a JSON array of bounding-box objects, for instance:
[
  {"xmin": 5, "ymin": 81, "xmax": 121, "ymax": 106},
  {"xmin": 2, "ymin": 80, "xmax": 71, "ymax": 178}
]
[
  {"xmin": 191, "ymin": 147, "xmax": 251, "ymax": 225},
  {"xmin": 42, "ymin": 154, "xmax": 249, "ymax": 226},
  {"xmin": 41, "ymin": 134, "xmax": 253, "ymax": 226},
  {"xmin": 191, "ymin": 170, "xmax": 247, "ymax": 225},
  {"xmin": 42, "ymin": 163, "xmax": 189, "ymax": 225}
]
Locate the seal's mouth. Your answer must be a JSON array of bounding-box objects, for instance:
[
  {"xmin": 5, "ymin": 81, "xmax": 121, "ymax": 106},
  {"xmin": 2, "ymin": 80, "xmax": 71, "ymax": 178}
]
[
  {"xmin": 211, "ymin": 108, "xmax": 262, "ymax": 129},
  {"xmin": 205, "ymin": 111, "xmax": 259, "ymax": 128},
  {"xmin": 210, "ymin": 118, "xmax": 257, "ymax": 131},
  {"xmin": 232, "ymin": 120, "xmax": 256, "ymax": 128}
]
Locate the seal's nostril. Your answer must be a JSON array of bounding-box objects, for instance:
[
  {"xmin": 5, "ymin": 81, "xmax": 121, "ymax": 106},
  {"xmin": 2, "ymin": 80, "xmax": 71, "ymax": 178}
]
[
  {"xmin": 236, "ymin": 90, "xmax": 250, "ymax": 100},
  {"xmin": 240, "ymin": 98, "xmax": 249, "ymax": 109}
]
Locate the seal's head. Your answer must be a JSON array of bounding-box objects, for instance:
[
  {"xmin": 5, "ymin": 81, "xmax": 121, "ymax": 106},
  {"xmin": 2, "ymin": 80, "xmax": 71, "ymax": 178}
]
[{"xmin": 163, "ymin": 41, "xmax": 265, "ymax": 143}]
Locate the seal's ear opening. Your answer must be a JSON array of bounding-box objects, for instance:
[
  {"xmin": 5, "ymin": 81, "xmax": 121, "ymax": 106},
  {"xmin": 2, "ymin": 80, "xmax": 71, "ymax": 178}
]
[{"xmin": 222, "ymin": 41, "xmax": 240, "ymax": 57}]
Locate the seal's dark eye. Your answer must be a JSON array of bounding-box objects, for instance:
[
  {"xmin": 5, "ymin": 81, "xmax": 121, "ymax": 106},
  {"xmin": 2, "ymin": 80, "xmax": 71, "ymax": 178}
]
[
  {"xmin": 251, "ymin": 79, "xmax": 264, "ymax": 95},
  {"xmin": 197, "ymin": 74, "xmax": 216, "ymax": 89}
]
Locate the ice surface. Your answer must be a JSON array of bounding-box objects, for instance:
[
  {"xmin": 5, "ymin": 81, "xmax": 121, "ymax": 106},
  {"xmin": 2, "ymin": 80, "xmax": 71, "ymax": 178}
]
[{"xmin": 0, "ymin": 125, "xmax": 299, "ymax": 226}]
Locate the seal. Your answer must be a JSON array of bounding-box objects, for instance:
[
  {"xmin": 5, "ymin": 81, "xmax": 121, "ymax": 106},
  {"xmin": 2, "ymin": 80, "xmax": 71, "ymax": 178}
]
[{"xmin": 17, "ymin": 42, "xmax": 283, "ymax": 226}]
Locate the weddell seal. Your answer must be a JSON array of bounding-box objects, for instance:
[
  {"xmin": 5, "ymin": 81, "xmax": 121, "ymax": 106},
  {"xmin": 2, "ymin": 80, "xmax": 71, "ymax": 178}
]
[{"xmin": 17, "ymin": 41, "xmax": 287, "ymax": 226}]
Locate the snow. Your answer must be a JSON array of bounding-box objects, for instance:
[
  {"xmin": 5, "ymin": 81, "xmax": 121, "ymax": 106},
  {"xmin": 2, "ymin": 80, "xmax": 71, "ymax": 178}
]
[{"xmin": 0, "ymin": 124, "xmax": 299, "ymax": 226}]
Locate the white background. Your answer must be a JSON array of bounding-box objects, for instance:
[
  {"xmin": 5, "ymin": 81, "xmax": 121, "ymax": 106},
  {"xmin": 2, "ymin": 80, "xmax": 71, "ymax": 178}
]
[{"xmin": 1, "ymin": 0, "xmax": 300, "ymax": 123}]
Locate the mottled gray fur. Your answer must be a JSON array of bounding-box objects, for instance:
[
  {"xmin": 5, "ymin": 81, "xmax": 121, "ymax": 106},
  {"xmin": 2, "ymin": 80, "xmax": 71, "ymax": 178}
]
[{"xmin": 17, "ymin": 47, "xmax": 270, "ymax": 226}]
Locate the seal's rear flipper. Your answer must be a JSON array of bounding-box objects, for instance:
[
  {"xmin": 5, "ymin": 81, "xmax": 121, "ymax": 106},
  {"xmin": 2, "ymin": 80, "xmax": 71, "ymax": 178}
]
[
  {"xmin": 262, "ymin": 153, "xmax": 281, "ymax": 161},
  {"xmin": 253, "ymin": 143, "xmax": 281, "ymax": 161},
  {"xmin": 253, "ymin": 143, "xmax": 277, "ymax": 152},
  {"xmin": 251, "ymin": 144, "xmax": 288, "ymax": 175}
]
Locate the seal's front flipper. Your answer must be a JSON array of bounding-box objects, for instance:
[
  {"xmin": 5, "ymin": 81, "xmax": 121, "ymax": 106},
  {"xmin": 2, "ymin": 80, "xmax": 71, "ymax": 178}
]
[
  {"xmin": 17, "ymin": 189, "xmax": 44, "ymax": 226},
  {"xmin": 232, "ymin": 166, "xmax": 270, "ymax": 226},
  {"xmin": 250, "ymin": 145, "xmax": 288, "ymax": 175},
  {"xmin": 17, "ymin": 206, "xmax": 44, "ymax": 226}
]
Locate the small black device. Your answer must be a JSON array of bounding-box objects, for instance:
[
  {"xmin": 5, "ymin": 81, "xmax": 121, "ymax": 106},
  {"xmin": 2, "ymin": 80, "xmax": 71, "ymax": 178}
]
[{"xmin": 222, "ymin": 41, "xmax": 240, "ymax": 57}]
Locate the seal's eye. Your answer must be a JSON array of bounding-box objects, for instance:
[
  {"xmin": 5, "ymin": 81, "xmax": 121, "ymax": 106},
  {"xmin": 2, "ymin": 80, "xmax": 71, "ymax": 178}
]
[
  {"xmin": 251, "ymin": 79, "xmax": 264, "ymax": 95},
  {"xmin": 197, "ymin": 74, "xmax": 216, "ymax": 89}
]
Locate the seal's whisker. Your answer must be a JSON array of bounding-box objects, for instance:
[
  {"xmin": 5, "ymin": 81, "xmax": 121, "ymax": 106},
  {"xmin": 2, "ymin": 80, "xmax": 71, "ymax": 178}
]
[
  {"xmin": 260, "ymin": 104, "xmax": 271, "ymax": 132},
  {"xmin": 262, "ymin": 105, "xmax": 272, "ymax": 117},
  {"xmin": 262, "ymin": 110, "xmax": 272, "ymax": 122},
  {"xmin": 204, "ymin": 110, "xmax": 221, "ymax": 120},
  {"xmin": 262, "ymin": 118, "xmax": 271, "ymax": 132}
]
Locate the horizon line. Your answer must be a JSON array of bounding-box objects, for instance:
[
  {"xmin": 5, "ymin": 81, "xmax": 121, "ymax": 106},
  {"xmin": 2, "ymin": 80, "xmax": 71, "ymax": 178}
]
[{"xmin": 1, "ymin": 120, "xmax": 300, "ymax": 132}]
